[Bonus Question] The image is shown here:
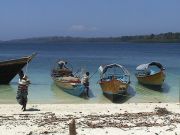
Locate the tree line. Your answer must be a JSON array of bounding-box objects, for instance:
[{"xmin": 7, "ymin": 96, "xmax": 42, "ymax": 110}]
[{"xmin": 2, "ymin": 32, "xmax": 180, "ymax": 43}]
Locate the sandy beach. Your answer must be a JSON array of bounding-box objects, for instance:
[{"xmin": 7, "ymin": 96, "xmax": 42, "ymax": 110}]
[{"xmin": 0, "ymin": 103, "xmax": 180, "ymax": 135}]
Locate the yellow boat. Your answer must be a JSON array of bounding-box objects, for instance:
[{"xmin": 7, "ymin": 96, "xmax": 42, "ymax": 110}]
[
  {"xmin": 135, "ymin": 62, "xmax": 165, "ymax": 87},
  {"xmin": 98, "ymin": 64, "xmax": 130, "ymax": 100}
]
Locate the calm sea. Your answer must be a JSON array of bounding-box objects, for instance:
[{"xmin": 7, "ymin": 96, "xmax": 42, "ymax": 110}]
[{"xmin": 0, "ymin": 42, "xmax": 180, "ymax": 103}]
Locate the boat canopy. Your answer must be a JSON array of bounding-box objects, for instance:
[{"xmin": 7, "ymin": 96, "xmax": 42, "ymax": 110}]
[
  {"xmin": 99, "ymin": 63, "xmax": 130, "ymax": 75},
  {"xmin": 136, "ymin": 62, "xmax": 164, "ymax": 71}
]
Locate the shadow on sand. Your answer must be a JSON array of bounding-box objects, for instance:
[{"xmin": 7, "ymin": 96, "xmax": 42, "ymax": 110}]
[
  {"xmin": 138, "ymin": 83, "xmax": 170, "ymax": 93},
  {"xmin": 26, "ymin": 108, "xmax": 40, "ymax": 111}
]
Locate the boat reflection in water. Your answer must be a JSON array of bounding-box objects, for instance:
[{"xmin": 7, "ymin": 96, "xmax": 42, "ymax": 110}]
[
  {"xmin": 134, "ymin": 83, "xmax": 172, "ymax": 103},
  {"xmin": 0, "ymin": 85, "xmax": 17, "ymax": 103}
]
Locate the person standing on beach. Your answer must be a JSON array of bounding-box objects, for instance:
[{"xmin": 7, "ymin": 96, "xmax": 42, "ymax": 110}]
[
  {"xmin": 16, "ymin": 70, "xmax": 30, "ymax": 111},
  {"xmin": 81, "ymin": 72, "xmax": 90, "ymax": 97}
]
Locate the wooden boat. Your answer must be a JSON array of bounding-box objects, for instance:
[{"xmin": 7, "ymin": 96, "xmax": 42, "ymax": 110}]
[
  {"xmin": 51, "ymin": 61, "xmax": 85, "ymax": 97},
  {"xmin": 0, "ymin": 53, "xmax": 36, "ymax": 84},
  {"xmin": 98, "ymin": 64, "xmax": 130, "ymax": 100},
  {"xmin": 135, "ymin": 62, "xmax": 165, "ymax": 87}
]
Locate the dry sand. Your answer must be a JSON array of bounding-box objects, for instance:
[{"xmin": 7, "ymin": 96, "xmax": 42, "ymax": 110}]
[{"xmin": 0, "ymin": 103, "xmax": 180, "ymax": 135}]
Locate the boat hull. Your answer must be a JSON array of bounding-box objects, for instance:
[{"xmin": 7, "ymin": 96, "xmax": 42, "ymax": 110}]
[
  {"xmin": 54, "ymin": 79, "xmax": 85, "ymax": 97},
  {"xmin": 136, "ymin": 71, "xmax": 165, "ymax": 87},
  {"xmin": 99, "ymin": 78, "xmax": 129, "ymax": 95},
  {"xmin": 103, "ymin": 91, "xmax": 127, "ymax": 102},
  {"xmin": 0, "ymin": 53, "xmax": 36, "ymax": 84}
]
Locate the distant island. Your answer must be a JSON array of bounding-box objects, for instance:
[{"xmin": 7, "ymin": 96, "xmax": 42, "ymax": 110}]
[{"xmin": 1, "ymin": 32, "xmax": 180, "ymax": 44}]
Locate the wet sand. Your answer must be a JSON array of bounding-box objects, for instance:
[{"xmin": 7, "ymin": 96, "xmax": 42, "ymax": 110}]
[{"xmin": 0, "ymin": 103, "xmax": 180, "ymax": 135}]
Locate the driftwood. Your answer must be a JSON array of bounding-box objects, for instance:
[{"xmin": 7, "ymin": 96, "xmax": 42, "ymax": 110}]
[{"xmin": 69, "ymin": 119, "xmax": 76, "ymax": 135}]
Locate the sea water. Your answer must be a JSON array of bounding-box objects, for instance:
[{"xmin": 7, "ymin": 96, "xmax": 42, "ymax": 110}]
[{"xmin": 0, "ymin": 42, "xmax": 180, "ymax": 103}]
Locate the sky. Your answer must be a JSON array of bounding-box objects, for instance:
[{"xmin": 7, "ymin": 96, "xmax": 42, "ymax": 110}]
[{"xmin": 0, "ymin": 0, "xmax": 180, "ymax": 40}]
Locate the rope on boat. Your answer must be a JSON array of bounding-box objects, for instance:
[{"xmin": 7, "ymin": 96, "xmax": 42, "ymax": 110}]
[
  {"xmin": 24, "ymin": 60, "xmax": 29, "ymax": 76},
  {"xmin": 73, "ymin": 68, "xmax": 81, "ymax": 76},
  {"xmin": 89, "ymin": 69, "xmax": 98, "ymax": 80}
]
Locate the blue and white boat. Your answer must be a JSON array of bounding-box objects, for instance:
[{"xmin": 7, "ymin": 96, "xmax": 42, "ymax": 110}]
[
  {"xmin": 51, "ymin": 60, "xmax": 85, "ymax": 97},
  {"xmin": 53, "ymin": 76, "xmax": 85, "ymax": 96}
]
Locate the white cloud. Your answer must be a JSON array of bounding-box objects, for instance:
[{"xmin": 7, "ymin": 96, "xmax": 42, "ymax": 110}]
[{"xmin": 69, "ymin": 25, "xmax": 97, "ymax": 32}]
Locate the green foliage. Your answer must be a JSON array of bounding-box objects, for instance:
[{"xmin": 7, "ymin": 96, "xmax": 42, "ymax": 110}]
[
  {"xmin": 2, "ymin": 32, "xmax": 180, "ymax": 43},
  {"xmin": 120, "ymin": 32, "xmax": 180, "ymax": 43}
]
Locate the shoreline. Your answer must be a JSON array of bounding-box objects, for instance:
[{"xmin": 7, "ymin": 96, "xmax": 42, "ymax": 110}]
[
  {"xmin": 0, "ymin": 103, "xmax": 180, "ymax": 135},
  {"xmin": 1, "ymin": 41, "xmax": 180, "ymax": 45}
]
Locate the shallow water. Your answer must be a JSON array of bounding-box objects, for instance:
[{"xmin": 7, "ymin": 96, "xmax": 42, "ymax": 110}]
[{"xmin": 0, "ymin": 42, "xmax": 180, "ymax": 103}]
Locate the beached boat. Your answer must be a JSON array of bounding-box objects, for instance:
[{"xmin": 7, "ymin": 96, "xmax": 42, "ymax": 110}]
[
  {"xmin": 135, "ymin": 62, "xmax": 165, "ymax": 87},
  {"xmin": 52, "ymin": 76, "xmax": 85, "ymax": 96},
  {"xmin": 98, "ymin": 64, "xmax": 130, "ymax": 100},
  {"xmin": 0, "ymin": 53, "xmax": 36, "ymax": 84},
  {"xmin": 51, "ymin": 61, "xmax": 85, "ymax": 97}
]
